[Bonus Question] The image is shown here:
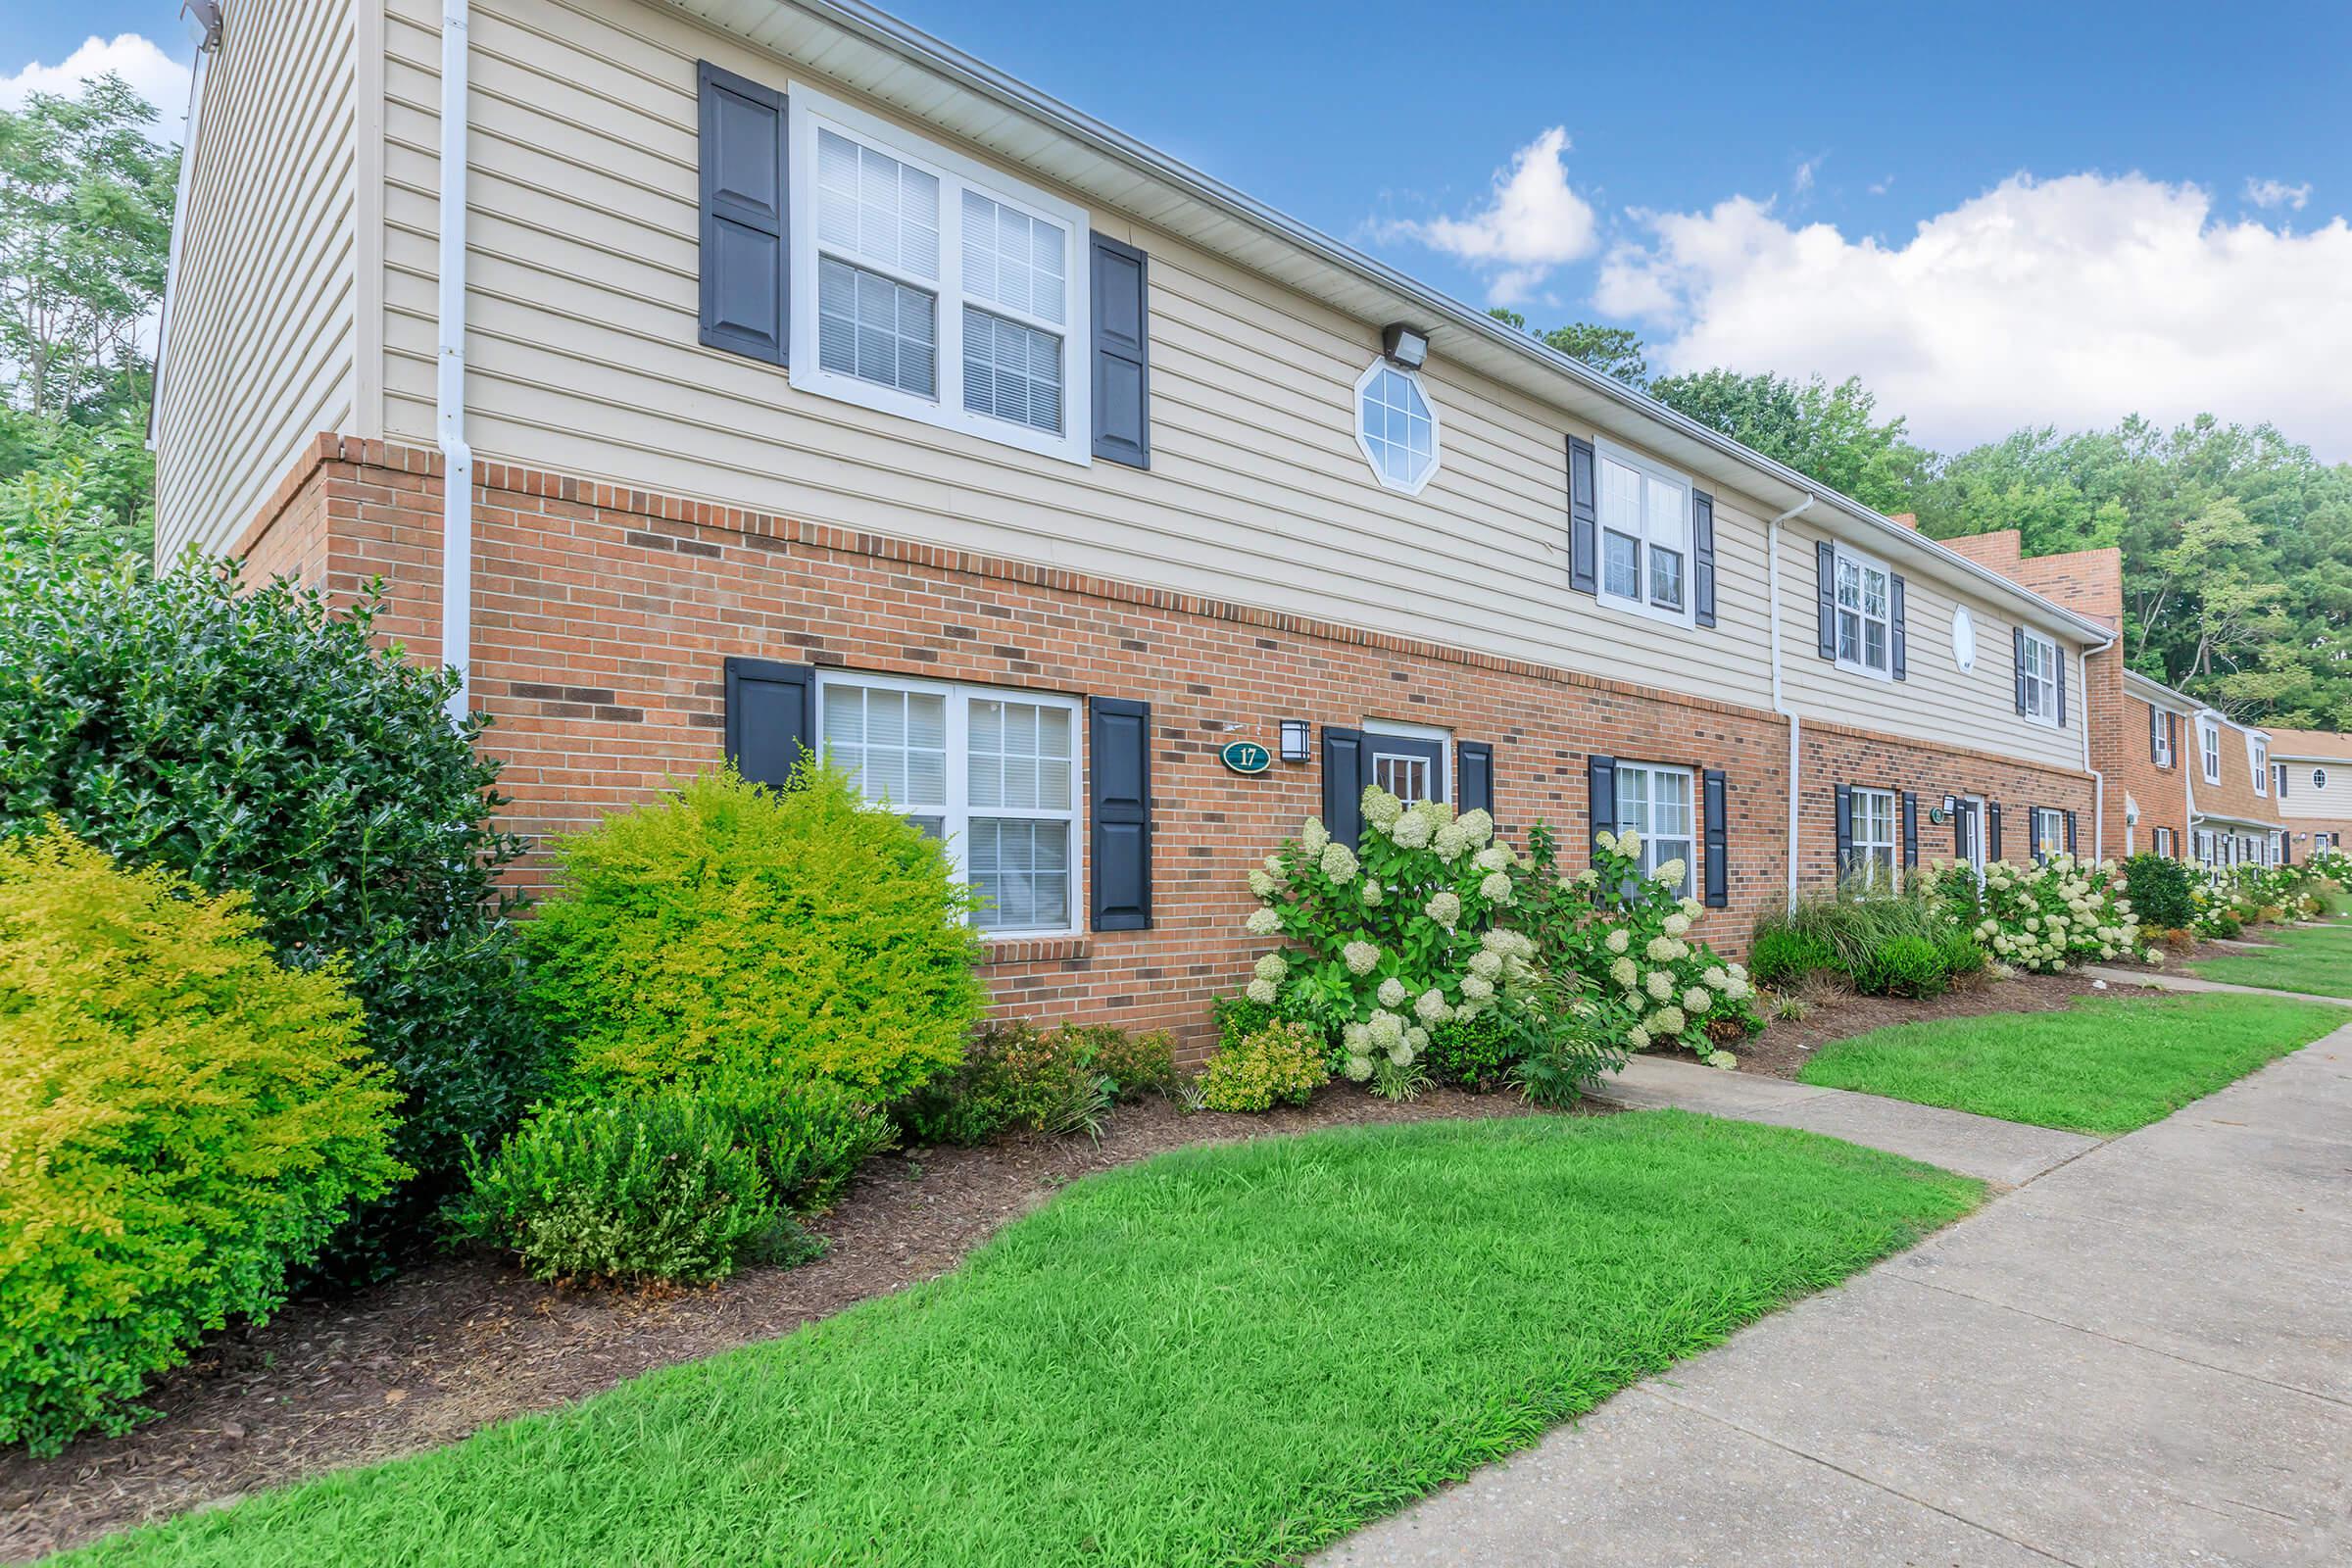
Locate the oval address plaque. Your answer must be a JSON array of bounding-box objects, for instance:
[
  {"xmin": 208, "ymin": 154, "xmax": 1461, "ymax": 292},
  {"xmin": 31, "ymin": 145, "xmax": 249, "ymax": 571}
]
[{"xmin": 1220, "ymin": 740, "xmax": 1273, "ymax": 775}]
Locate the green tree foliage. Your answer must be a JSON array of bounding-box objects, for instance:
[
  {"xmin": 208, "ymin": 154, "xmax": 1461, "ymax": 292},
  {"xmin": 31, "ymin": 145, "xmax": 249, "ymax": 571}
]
[
  {"xmin": 1643, "ymin": 367, "xmax": 1935, "ymax": 514},
  {"xmin": 0, "ymin": 73, "xmax": 176, "ymax": 565},
  {"xmin": 1490, "ymin": 308, "xmax": 1649, "ymax": 385}
]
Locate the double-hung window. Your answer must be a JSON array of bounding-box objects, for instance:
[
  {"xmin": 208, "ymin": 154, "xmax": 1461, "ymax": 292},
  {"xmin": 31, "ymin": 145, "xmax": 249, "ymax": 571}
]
[
  {"xmin": 1615, "ymin": 762, "xmax": 1696, "ymax": 898},
  {"xmin": 1847, "ymin": 787, "xmax": 1898, "ymax": 890},
  {"xmin": 2252, "ymin": 739, "xmax": 2269, "ymax": 795},
  {"xmin": 2152, "ymin": 708, "xmax": 2174, "ymax": 767},
  {"xmin": 2032, "ymin": 807, "xmax": 2066, "ymax": 862},
  {"xmin": 1831, "ymin": 549, "xmax": 1894, "ymax": 677},
  {"xmin": 1595, "ymin": 445, "xmax": 1692, "ymax": 624},
  {"xmin": 818, "ymin": 672, "xmax": 1081, "ymax": 934},
  {"xmin": 2019, "ymin": 629, "xmax": 2059, "ymax": 723},
  {"xmin": 2153, "ymin": 826, "xmax": 2174, "ymax": 858},
  {"xmin": 790, "ymin": 88, "xmax": 1090, "ymax": 463},
  {"xmin": 2199, "ymin": 719, "xmax": 2221, "ymax": 784}
]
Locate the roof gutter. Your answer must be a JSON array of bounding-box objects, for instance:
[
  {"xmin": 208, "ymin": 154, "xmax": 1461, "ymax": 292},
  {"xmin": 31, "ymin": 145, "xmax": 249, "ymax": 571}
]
[
  {"xmin": 778, "ymin": 0, "xmax": 2117, "ymax": 650},
  {"xmin": 435, "ymin": 0, "xmax": 473, "ymax": 724}
]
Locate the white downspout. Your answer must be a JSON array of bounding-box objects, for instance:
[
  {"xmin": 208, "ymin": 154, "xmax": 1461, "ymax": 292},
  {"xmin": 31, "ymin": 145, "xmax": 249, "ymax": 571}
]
[
  {"xmin": 2081, "ymin": 644, "xmax": 2104, "ymax": 863},
  {"xmin": 1765, "ymin": 495, "xmax": 1817, "ymax": 910},
  {"xmin": 436, "ymin": 0, "xmax": 473, "ymax": 723}
]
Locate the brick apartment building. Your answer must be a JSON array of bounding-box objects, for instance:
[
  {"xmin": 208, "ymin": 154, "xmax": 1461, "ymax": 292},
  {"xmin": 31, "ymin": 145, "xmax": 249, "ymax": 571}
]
[{"xmin": 157, "ymin": 0, "xmax": 2118, "ymax": 1051}]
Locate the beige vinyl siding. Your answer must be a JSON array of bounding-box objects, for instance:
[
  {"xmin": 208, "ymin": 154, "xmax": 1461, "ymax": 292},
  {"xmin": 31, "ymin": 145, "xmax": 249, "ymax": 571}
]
[
  {"xmin": 373, "ymin": 0, "xmax": 2073, "ymax": 769},
  {"xmin": 1777, "ymin": 518, "xmax": 2085, "ymax": 770},
  {"xmin": 155, "ymin": 0, "xmax": 358, "ymax": 560},
  {"xmin": 2273, "ymin": 754, "xmax": 2346, "ymax": 822}
]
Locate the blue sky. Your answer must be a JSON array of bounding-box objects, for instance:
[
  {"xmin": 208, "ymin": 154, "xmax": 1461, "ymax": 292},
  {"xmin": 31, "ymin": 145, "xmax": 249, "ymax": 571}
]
[{"xmin": 9, "ymin": 1, "xmax": 2351, "ymax": 455}]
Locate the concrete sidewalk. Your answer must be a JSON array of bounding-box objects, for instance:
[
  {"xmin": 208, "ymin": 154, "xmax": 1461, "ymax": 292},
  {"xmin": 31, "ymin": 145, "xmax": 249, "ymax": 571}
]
[{"xmin": 1319, "ymin": 1025, "xmax": 2352, "ymax": 1567}]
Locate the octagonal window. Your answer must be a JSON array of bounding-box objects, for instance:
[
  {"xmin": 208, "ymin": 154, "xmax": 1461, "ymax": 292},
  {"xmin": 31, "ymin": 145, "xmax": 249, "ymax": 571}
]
[{"xmin": 1354, "ymin": 360, "xmax": 1440, "ymax": 494}]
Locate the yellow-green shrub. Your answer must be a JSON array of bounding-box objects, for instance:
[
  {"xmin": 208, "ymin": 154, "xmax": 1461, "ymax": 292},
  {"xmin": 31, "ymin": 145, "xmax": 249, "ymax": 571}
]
[
  {"xmin": 525, "ymin": 766, "xmax": 986, "ymax": 1104},
  {"xmin": 0, "ymin": 827, "xmax": 404, "ymax": 1455},
  {"xmin": 1196, "ymin": 1021, "xmax": 1331, "ymax": 1113}
]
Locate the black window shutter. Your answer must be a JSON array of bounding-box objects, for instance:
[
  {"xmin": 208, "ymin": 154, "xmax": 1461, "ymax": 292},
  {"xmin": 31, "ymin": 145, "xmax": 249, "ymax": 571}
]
[
  {"xmin": 1702, "ymin": 768, "xmax": 1728, "ymax": 907},
  {"xmin": 2148, "ymin": 703, "xmax": 2160, "ymax": 761},
  {"xmin": 1834, "ymin": 783, "xmax": 1853, "ymax": 879},
  {"xmin": 2278, "ymin": 763, "xmax": 2289, "ymax": 798},
  {"xmin": 1457, "ymin": 741, "xmax": 1494, "ymax": 818},
  {"xmin": 1889, "ymin": 573, "xmax": 1908, "ymax": 680},
  {"xmin": 698, "ymin": 63, "xmax": 787, "ymax": 366},
  {"xmin": 1090, "ymin": 235, "xmax": 1150, "ymax": 467},
  {"xmin": 2056, "ymin": 648, "xmax": 2068, "ymax": 725},
  {"xmin": 2167, "ymin": 710, "xmax": 2179, "ymax": 761},
  {"xmin": 2065, "ymin": 809, "xmax": 2078, "ymax": 857},
  {"xmin": 1815, "ymin": 540, "xmax": 1838, "ymax": 659},
  {"xmin": 1901, "ymin": 791, "xmax": 1920, "ymax": 868},
  {"xmin": 1088, "ymin": 698, "xmax": 1152, "ymax": 930},
  {"xmin": 1322, "ymin": 727, "xmax": 1366, "ymax": 847},
  {"xmin": 1691, "ymin": 490, "xmax": 1717, "ymax": 628},
  {"xmin": 2032, "ymin": 805, "xmax": 2047, "ymax": 864},
  {"xmin": 1987, "ymin": 803, "xmax": 2004, "ymax": 863},
  {"xmin": 1586, "ymin": 754, "xmax": 1616, "ymax": 862},
  {"xmin": 1953, "ymin": 802, "xmax": 1967, "ymax": 858},
  {"xmin": 1567, "ymin": 436, "xmax": 1597, "ymax": 594},
  {"xmin": 2012, "ymin": 626, "xmax": 2028, "ymax": 714},
  {"xmin": 723, "ymin": 656, "xmax": 813, "ymax": 787}
]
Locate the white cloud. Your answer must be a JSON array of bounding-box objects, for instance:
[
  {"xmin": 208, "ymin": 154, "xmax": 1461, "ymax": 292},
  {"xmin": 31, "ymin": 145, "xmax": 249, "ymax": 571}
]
[
  {"xmin": 1378, "ymin": 127, "xmax": 1597, "ymax": 306},
  {"xmin": 2244, "ymin": 176, "xmax": 2310, "ymax": 211},
  {"xmin": 1594, "ymin": 172, "xmax": 2352, "ymax": 458},
  {"xmin": 0, "ymin": 34, "xmax": 193, "ymax": 137},
  {"xmin": 1792, "ymin": 159, "xmax": 1817, "ymax": 196}
]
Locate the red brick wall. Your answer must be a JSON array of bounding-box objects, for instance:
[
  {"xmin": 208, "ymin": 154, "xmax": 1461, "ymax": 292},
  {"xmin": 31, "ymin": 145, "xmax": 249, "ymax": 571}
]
[{"xmin": 236, "ymin": 438, "xmax": 2102, "ymax": 1056}]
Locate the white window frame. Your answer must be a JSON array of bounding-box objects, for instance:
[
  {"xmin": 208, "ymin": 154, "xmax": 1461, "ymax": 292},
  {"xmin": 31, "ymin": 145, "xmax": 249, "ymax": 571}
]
[
  {"xmin": 1593, "ymin": 441, "xmax": 1695, "ymax": 629},
  {"xmin": 787, "ymin": 86, "xmax": 1092, "ymax": 466},
  {"xmin": 2316, "ymin": 767, "xmax": 2330, "ymax": 793},
  {"xmin": 2019, "ymin": 628, "xmax": 2060, "ymax": 725},
  {"xmin": 1614, "ymin": 761, "xmax": 1697, "ymax": 899},
  {"xmin": 2032, "ymin": 806, "xmax": 2066, "ymax": 861},
  {"xmin": 2199, "ymin": 718, "xmax": 2222, "ymax": 784},
  {"xmin": 815, "ymin": 669, "xmax": 1084, "ymax": 937},
  {"xmin": 1830, "ymin": 544, "xmax": 1897, "ymax": 681},
  {"xmin": 2152, "ymin": 706, "xmax": 2175, "ymax": 767},
  {"xmin": 2251, "ymin": 738, "xmax": 2268, "ymax": 795},
  {"xmin": 1352, "ymin": 360, "xmax": 1442, "ymax": 495},
  {"xmin": 2195, "ymin": 828, "xmax": 2216, "ymax": 866},
  {"xmin": 2153, "ymin": 825, "xmax": 2174, "ymax": 858},
  {"xmin": 1362, "ymin": 719, "xmax": 1452, "ymax": 805},
  {"xmin": 1847, "ymin": 786, "xmax": 1899, "ymax": 891}
]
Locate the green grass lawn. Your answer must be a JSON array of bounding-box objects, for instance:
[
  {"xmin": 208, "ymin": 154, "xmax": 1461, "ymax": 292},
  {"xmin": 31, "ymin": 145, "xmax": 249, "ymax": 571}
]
[
  {"xmin": 65, "ymin": 1112, "xmax": 1977, "ymax": 1568},
  {"xmin": 1796, "ymin": 992, "xmax": 2345, "ymax": 1134},
  {"xmin": 2187, "ymin": 921, "xmax": 2352, "ymax": 999}
]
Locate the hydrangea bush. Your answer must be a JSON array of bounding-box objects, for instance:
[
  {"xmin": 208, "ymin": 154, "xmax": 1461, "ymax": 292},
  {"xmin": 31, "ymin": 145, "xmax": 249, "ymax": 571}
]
[
  {"xmin": 1513, "ymin": 823, "xmax": 1759, "ymax": 1066},
  {"xmin": 1931, "ymin": 855, "xmax": 2147, "ymax": 972},
  {"xmin": 1243, "ymin": 789, "xmax": 1540, "ymax": 1097}
]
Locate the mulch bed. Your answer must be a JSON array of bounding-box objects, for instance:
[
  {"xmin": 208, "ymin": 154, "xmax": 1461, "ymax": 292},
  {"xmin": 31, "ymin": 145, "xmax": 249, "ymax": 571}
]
[{"xmin": 1, "ymin": 1088, "xmax": 1576, "ymax": 1562}]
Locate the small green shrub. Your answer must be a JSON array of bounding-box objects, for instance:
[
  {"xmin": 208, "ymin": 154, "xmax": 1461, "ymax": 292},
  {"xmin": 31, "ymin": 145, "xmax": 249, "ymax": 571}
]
[
  {"xmin": 895, "ymin": 1022, "xmax": 1177, "ymax": 1146},
  {"xmin": 1210, "ymin": 994, "xmax": 1286, "ymax": 1051},
  {"xmin": 719, "ymin": 1082, "xmax": 897, "ymax": 1211},
  {"xmin": 2123, "ymin": 854, "xmax": 2197, "ymax": 931},
  {"xmin": 1422, "ymin": 1009, "xmax": 1525, "ymax": 1088},
  {"xmin": 1196, "ymin": 1021, "xmax": 1331, "ymax": 1113},
  {"xmin": 1505, "ymin": 972, "xmax": 1629, "ymax": 1107},
  {"xmin": 1938, "ymin": 928, "xmax": 1987, "ymax": 980},
  {"xmin": 1849, "ymin": 933, "xmax": 1951, "ymax": 999},
  {"xmin": 448, "ymin": 1096, "xmax": 815, "ymax": 1286},
  {"xmin": 0, "ymin": 827, "xmax": 405, "ymax": 1454},
  {"xmin": 526, "ymin": 767, "xmax": 985, "ymax": 1106},
  {"xmin": 1749, "ymin": 925, "xmax": 1838, "ymax": 986}
]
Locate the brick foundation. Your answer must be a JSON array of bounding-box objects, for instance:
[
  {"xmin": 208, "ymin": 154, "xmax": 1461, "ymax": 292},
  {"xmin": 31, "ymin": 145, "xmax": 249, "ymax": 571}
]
[{"xmin": 235, "ymin": 437, "xmax": 2102, "ymax": 1055}]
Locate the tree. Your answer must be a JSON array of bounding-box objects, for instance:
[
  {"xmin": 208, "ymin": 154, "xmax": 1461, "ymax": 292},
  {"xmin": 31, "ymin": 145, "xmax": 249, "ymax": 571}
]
[
  {"xmin": 1489, "ymin": 308, "xmax": 1650, "ymax": 385},
  {"xmin": 1644, "ymin": 367, "xmax": 1933, "ymax": 514}
]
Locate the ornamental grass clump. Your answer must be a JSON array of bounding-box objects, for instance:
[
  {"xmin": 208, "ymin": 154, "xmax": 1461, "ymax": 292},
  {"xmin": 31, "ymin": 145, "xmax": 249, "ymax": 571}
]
[
  {"xmin": 1933, "ymin": 853, "xmax": 2146, "ymax": 972},
  {"xmin": 0, "ymin": 827, "xmax": 404, "ymax": 1455},
  {"xmin": 1236, "ymin": 788, "xmax": 1542, "ymax": 1098}
]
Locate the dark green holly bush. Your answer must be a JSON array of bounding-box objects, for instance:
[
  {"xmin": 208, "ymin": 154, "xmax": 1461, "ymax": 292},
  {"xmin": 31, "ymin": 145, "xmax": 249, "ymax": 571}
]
[
  {"xmin": 894, "ymin": 1020, "xmax": 1177, "ymax": 1145},
  {"xmin": 0, "ymin": 557, "xmax": 544, "ymax": 1270},
  {"xmin": 1422, "ymin": 1010, "xmax": 1524, "ymax": 1088},
  {"xmin": 2123, "ymin": 852, "xmax": 2196, "ymax": 932}
]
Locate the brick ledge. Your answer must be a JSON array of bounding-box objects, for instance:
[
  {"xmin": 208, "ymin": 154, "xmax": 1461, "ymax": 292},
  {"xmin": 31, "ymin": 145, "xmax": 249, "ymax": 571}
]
[{"xmin": 981, "ymin": 936, "xmax": 1092, "ymax": 965}]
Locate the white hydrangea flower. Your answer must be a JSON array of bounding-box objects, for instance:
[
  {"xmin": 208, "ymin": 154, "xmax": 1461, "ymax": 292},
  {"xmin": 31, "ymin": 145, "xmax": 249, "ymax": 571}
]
[
  {"xmin": 1626, "ymin": 1024, "xmax": 1652, "ymax": 1050},
  {"xmin": 1663, "ymin": 912, "xmax": 1691, "ymax": 938},
  {"xmin": 1723, "ymin": 976, "xmax": 1751, "ymax": 1002},
  {"xmin": 1609, "ymin": 956, "xmax": 1639, "ymax": 989},
  {"xmin": 1652, "ymin": 1004, "xmax": 1688, "ymax": 1037},
  {"xmin": 1728, "ymin": 961, "xmax": 1747, "ymax": 982},
  {"xmin": 1386, "ymin": 1039, "xmax": 1415, "ymax": 1066},
  {"xmin": 1360, "ymin": 877, "xmax": 1385, "ymax": 907},
  {"xmin": 1253, "ymin": 953, "xmax": 1289, "ymax": 983},
  {"xmin": 1344, "ymin": 1021, "xmax": 1371, "ymax": 1053},
  {"xmin": 1433, "ymin": 821, "xmax": 1471, "ymax": 860},
  {"xmin": 1684, "ymin": 987, "xmax": 1711, "ymax": 1014},
  {"xmin": 1319, "ymin": 841, "xmax": 1359, "ymax": 883},
  {"xmin": 1595, "ymin": 828, "xmax": 1619, "ymax": 852},
  {"xmin": 1479, "ymin": 871, "xmax": 1513, "ymax": 903},
  {"xmin": 1300, "ymin": 816, "xmax": 1331, "ymax": 854},
  {"xmin": 1576, "ymin": 868, "xmax": 1601, "ymax": 889},
  {"xmin": 1469, "ymin": 950, "xmax": 1503, "ymax": 979},
  {"xmin": 1644, "ymin": 970, "xmax": 1674, "ymax": 1001},
  {"xmin": 1457, "ymin": 808, "xmax": 1495, "ymax": 845},
  {"xmin": 1345, "ymin": 1054, "xmax": 1375, "ymax": 1082},
  {"xmin": 1390, "ymin": 811, "xmax": 1434, "ymax": 850},
  {"xmin": 1617, "ymin": 830, "xmax": 1643, "ymax": 859},
  {"xmin": 1361, "ymin": 787, "xmax": 1404, "ymax": 829},
  {"xmin": 1706, "ymin": 1050, "xmax": 1738, "ymax": 1071},
  {"xmin": 1245, "ymin": 977, "xmax": 1278, "ymax": 1004},
  {"xmin": 1368, "ymin": 1009, "xmax": 1406, "ymax": 1048},
  {"xmin": 1604, "ymin": 927, "xmax": 1631, "ymax": 955},
  {"xmin": 1702, "ymin": 966, "xmax": 1730, "ymax": 990},
  {"xmin": 1475, "ymin": 845, "xmax": 1513, "ymax": 872},
  {"xmin": 1344, "ymin": 940, "xmax": 1380, "ymax": 975},
  {"xmin": 1645, "ymin": 935, "xmax": 1678, "ymax": 963},
  {"xmin": 1414, "ymin": 987, "xmax": 1453, "ymax": 1025},
  {"xmin": 1246, "ymin": 907, "xmax": 1282, "ymax": 936},
  {"xmin": 1679, "ymin": 897, "xmax": 1704, "ymax": 920},
  {"xmin": 1376, "ymin": 976, "xmax": 1408, "ymax": 1008},
  {"xmin": 1461, "ymin": 974, "xmax": 1494, "ymax": 1003},
  {"xmin": 1405, "ymin": 1024, "xmax": 1430, "ymax": 1049},
  {"xmin": 1425, "ymin": 890, "xmax": 1462, "ymax": 928},
  {"xmin": 1652, "ymin": 858, "xmax": 1687, "ymax": 887},
  {"xmin": 1247, "ymin": 868, "xmax": 1276, "ymax": 900}
]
